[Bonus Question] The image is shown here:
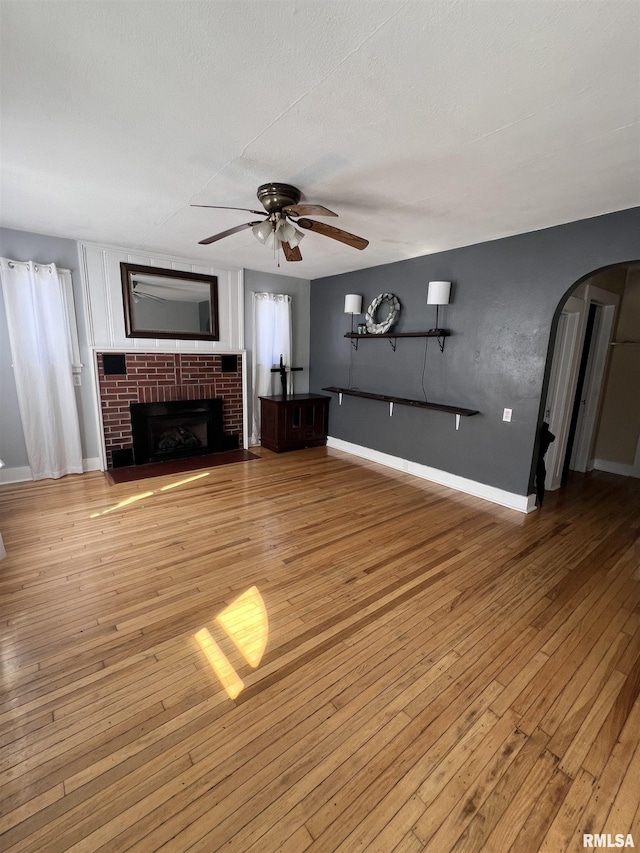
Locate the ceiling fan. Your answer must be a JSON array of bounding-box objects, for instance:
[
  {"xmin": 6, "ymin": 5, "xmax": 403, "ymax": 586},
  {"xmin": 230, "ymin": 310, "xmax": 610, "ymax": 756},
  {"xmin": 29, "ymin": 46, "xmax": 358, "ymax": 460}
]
[{"xmin": 192, "ymin": 182, "xmax": 369, "ymax": 262}]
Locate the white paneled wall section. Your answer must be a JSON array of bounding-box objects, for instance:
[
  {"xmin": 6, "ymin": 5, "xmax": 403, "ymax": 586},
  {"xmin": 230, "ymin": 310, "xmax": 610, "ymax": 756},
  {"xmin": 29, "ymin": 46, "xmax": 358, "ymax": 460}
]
[{"xmin": 79, "ymin": 242, "xmax": 244, "ymax": 351}]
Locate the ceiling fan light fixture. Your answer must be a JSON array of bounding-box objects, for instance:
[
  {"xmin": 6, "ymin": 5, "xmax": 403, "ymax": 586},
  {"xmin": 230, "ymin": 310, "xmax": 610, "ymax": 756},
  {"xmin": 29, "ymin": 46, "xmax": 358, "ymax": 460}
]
[
  {"xmin": 288, "ymin": 227, "xmax": 305, "ymax": 249},
  {"xmin": 277, "ymin": 220, "xmax": 294, "ymax": 243},
  {"xmin": 276, "ymin": 220, "xmax": 304, "ymax": 248},
  {"xmin": 252, "ymin": 220, "xmax": 275, "ymax": 245}
]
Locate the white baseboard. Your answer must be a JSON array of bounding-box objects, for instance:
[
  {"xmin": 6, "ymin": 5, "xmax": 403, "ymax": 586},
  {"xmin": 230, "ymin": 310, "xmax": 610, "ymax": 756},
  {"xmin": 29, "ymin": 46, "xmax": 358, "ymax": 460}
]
[
  {"xmin": 0, "ymin": 465, "xmax": 32, "ymax": 485},
  {"xmin": 327, "ymin": 437, "xmax": 536, "ymax": 513},
  {"xmin": 0, "ymin": 457, "xmax": 103, "ymax": 485},
  {"xmin": 593, "ymin": 458, "xmax": 638, "ymax": 478}
]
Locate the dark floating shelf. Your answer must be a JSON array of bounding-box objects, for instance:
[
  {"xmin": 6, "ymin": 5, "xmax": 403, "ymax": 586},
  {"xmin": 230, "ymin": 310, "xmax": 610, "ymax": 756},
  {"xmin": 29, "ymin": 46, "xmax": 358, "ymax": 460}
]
[
  {"xmin": 345, "ymin": 330, "xmax": 451, "ymax": 351},
  {"xmin": 344, "ymin": 331, "xmax": 450, "ymax": 339},
  {"xmin": 322, "ymin": 387, "xmax": 479, "ymax": 417}
]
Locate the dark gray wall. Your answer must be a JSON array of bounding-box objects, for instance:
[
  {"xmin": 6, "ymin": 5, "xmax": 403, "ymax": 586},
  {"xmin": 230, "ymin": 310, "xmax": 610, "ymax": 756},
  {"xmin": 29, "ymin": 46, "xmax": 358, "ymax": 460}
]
[
  {"xmin": 310, "ymin": 207, "xmax": 640, "ymax": 498},
  {"xmin": 0, "ymin": 227, "xmax": 99, "ymax": 467}
]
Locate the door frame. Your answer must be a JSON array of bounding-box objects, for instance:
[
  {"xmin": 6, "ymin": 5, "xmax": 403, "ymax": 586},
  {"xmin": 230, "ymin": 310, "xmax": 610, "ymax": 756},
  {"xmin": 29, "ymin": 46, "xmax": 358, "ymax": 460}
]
[
  {"xmin": 569, "ymin": 285, "xmax": 619, "ymax": 472},
  {"xmin": 544, "ymin": 296, "xmax": 587, "ymax": 491}
]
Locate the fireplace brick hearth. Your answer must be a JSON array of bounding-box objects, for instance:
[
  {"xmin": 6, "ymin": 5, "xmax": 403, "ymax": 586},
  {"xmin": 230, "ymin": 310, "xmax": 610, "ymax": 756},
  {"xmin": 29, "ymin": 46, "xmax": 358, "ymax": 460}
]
[{"xmin": 97, "ymin": 352, "xmax": 243, "ymax": 468}]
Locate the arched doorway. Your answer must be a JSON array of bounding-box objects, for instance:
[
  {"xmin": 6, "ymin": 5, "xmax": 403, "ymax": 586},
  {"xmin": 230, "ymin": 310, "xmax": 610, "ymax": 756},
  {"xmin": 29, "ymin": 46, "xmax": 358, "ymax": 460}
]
[{"xmin": 541, "ymin": 262, "xmax": 640, "ymax": 495}]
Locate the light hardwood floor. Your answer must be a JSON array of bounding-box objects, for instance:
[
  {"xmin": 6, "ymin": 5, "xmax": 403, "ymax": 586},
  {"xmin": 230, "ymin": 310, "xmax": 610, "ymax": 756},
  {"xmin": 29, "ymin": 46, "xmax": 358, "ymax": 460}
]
[{"xmin": 0, "ymin": 447, "xmax": 639, "ymax": 852}]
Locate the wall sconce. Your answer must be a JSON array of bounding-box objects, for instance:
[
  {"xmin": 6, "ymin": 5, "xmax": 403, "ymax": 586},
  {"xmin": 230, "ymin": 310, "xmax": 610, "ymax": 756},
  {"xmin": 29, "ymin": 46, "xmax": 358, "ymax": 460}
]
[
  {"xmin": 427, "ymin": 281, "xmax": 451, "ymax": 352},
  {"xmin": 344, "ymin": 294, "xmax": 362, "ymax": 334}
]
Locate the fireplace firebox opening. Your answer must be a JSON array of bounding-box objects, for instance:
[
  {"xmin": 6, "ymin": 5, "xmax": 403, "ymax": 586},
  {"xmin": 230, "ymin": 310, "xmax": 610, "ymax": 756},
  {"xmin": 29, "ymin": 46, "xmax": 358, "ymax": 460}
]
[{"xmin": 130, "ymin": 399, "xmax": 237, "ymax": 465}]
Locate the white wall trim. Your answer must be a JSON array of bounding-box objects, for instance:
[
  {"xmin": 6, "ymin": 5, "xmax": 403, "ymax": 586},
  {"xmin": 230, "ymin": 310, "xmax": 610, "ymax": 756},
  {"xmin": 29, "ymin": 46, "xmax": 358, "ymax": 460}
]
[
  {"xmin": 92, "ymin": 349, "xmax": 108, "ymax": 471},
  {"xmin": 0, "ymin": 465, "xmax": 32, "ymax": 485},
  {"xmin": 593, "ymin": 458, "xmax": 637, "ymax": 478},
  {"xmin": 633, "ymin": 435, "xmax": 640, "ymax": 479},
  {"xmin": 570, "ymin": 284, "xmax": 619, "ymax": 472},
  {"xmin": 241, "ymin": 350, "xmax": 249, "ymax": 450},
  {"xmin": 327, "ymin": 437, "xmax": 537, "ymax": 513},
  {"xmin": 544, "ymin": 296, "xmax": 587, "ymax": 490},
  {"xmin": 89, "ymin": 344, "xmax": 247, "ymax": 355},
  {"xmin": 78, "ymin": 240, "xmax": 242, "ymax": 272},
  {"xmin": 0, "ymin": 457, "xmax": 103, "ymax": 485}
]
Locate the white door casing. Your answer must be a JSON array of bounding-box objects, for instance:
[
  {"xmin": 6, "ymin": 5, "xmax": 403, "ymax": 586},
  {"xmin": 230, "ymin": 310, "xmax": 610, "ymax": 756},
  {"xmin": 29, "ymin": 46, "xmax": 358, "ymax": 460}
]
[
  {"xmin": 632, "ymin": 435, "xmax": 640, "ymax": 479},
  {"xmin": 570, "ymin": 285, "xmax": 619, "ymax": 472},
  {"xmin": 544, "ymin": 296, "xmax": 587, "ymax": 491}
]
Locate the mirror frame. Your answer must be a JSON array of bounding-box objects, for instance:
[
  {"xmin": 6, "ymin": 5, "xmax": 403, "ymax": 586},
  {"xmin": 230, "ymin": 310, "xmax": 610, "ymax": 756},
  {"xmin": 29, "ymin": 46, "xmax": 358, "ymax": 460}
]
[{"xmin": 120, "ymin": 262, "xmax": 219, "ymax": 341}]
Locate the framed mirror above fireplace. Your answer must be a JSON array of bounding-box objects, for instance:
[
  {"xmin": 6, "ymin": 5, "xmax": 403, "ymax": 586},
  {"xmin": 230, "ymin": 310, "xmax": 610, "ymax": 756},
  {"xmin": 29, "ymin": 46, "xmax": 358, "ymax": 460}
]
[{"xmin": 121, "ymin": 263, "xmax": 219, "ymax": 341}]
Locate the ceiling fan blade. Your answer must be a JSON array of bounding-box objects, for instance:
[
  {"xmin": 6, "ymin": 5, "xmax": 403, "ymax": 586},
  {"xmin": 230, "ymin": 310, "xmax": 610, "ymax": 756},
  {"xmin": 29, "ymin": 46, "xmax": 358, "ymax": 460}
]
[
  {"xmin": 281, "ymin": 242, "xmax": 302, "ymax": 262},
  {"xmin": 192, "ymin": 204, "xmax": 265, "ymax": 216},
  {"xmin": 297, "ymin": 218, "xmax": 369, "ymax": 250},
  {"xmin": 198, "ymin": 221, "xmax": 262, "ymax": 245},
  {"xmin": 283, "ymin": 204, "xmax": 338, "ymax": 218},
  {"xmin": 134, "ymin": 290, "xmax": 166, "ymax": 303}
]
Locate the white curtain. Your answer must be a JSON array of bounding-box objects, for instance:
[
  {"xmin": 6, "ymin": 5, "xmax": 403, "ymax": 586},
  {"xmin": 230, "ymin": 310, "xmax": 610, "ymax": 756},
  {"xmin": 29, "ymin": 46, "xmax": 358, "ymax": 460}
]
[
  {"xmin": 251, "ymin": 292, "xmax": 292, "ymax": 445},
  {"xmin": 0, "ymin": 259, "xmax": 83, "ymax": 480}
]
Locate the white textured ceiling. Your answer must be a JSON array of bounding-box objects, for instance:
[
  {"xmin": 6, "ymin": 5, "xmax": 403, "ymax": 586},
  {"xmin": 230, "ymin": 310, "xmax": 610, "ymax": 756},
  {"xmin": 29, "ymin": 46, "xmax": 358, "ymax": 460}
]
[{"xmin": 1, "ymin": 1, "xmax": 639, "ymax": 279}]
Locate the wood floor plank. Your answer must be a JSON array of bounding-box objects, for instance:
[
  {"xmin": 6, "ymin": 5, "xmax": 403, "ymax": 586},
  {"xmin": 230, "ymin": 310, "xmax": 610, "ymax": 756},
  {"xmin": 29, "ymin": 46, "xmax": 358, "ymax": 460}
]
[
  {"xmin": 537, "ymin": 767, "xmax": 596, "ymax": 852},
  {"xmin": 601, "ymin": 727, "xmax": 640, "ymax": 837},
  {"xmin": 557, "ymin": 669, "xmax": 627, "ymax": 778},
  {"xmin": 0, "ymin": 453, "xmax": 638, "ymax": 852},
  {"xmin": 162, "ymin": 637, "xmax": 468, "ymax": 851},
  {"xmin": 304, "ymin": 681, "xmax": 507, "ymax": 851},
  {"xmin": 538, "ymin": 609, "xmax": 630, "ymax": 739},
  {"xmin": 412, "ymin": 710, "xmax": 524, "ymax": 846},
  {"xmin": 543, "ymin": 632, "xmax": 629, "ymax": 759},
  {"xmin": 477, "ymin": 745, "xmax": 559, "ymax": 851},
  {"xmin": 582, "ymin": 658, "xmax": 640, "ymax": 778},
  {"xmin": 339, "ymin": 793, "xmax": 426, "ymax": 853},
  {"xmin": 391, "ymin": 831, "xmax": 424, "ymax": 853},
  {"xmin": 570, "ymin": 695, "xmax": 640, "ymax": 848},
  {"xmin": 240, "ymin": 712, "xmax": 414, "ymax": 853},
  {"xmin": 509, "ymin": 765, "xmax": 574, "ymax": 853},
  {"xmin": 449, "ymin": 725, "xmax": 550, "ymax": 853}
]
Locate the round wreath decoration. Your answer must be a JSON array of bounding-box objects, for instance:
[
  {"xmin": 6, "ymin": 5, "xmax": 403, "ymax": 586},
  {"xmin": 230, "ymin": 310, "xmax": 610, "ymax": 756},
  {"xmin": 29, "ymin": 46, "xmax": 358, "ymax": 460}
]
[{"xmin": 365, "ymin": 292, "xmax": 401, "ymax": 334}]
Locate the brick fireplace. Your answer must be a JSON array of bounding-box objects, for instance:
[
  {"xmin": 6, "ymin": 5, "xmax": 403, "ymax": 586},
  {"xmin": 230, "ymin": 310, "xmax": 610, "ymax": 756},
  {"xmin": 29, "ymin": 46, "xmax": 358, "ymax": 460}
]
[{"xmin": 96, "ymin": 352, "xmax": 243, "ymax": 468}]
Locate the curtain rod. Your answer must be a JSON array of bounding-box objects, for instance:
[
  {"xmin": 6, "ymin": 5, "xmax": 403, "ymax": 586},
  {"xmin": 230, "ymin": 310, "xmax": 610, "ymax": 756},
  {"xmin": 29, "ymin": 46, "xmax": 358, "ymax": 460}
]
[{"xmin": 3, "ymin": 258, "xmax": 71, "ymax": 275}]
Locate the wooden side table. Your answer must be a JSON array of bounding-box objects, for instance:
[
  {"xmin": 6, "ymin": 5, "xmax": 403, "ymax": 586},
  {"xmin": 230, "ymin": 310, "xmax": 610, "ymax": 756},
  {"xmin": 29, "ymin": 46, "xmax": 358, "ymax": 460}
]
[{"xmin": 259, "ymin": 394, "xmax": 330, "ymax": 453}]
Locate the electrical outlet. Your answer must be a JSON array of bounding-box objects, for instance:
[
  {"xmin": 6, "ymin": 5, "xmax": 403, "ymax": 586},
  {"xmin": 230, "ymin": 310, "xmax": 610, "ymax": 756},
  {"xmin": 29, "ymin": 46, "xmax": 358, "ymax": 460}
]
[
  {"xmin": 73, "ymin": 374, "xmax": 82, "ymax": 386},
  {"xmin": 503, "ymin": 408, "xmax": 512, "ymax": 422}
]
